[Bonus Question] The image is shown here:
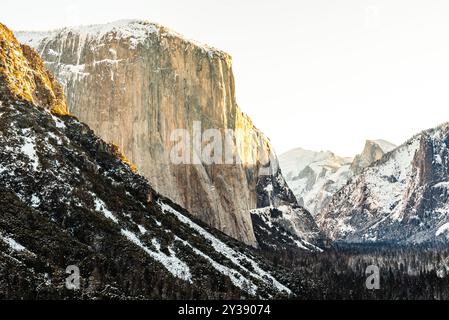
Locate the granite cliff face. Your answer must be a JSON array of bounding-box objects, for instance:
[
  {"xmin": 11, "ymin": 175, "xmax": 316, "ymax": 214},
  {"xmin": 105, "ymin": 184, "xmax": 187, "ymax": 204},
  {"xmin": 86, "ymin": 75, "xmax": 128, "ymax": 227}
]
[
  {"xmin": 0, "ymin": 23, "xmax": 67, "ymax": 114},
  {"xmin": 350, "ymin": 139, "xmax": 397, "ymax": 174},
  {"xmin": 16, "ymin": 20, "xmax": 317, "ymax": 248},
  {"xmin": 1, "ymin": 22, "xmax": 295, "ymax": 298}
]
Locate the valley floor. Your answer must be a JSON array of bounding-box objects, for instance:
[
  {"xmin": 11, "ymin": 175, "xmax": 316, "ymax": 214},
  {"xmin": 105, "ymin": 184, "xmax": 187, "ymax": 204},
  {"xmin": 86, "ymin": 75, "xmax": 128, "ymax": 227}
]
[{"xmin": 264, "ymin": 244, "xmax": 449, "ymax": 300}]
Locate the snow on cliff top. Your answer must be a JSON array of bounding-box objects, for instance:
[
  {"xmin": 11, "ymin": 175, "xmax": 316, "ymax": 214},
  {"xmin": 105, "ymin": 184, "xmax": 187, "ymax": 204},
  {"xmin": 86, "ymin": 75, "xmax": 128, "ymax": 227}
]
[{"xmin": 16, "ymin": 19, "xmax": 228, "ymax": 58}]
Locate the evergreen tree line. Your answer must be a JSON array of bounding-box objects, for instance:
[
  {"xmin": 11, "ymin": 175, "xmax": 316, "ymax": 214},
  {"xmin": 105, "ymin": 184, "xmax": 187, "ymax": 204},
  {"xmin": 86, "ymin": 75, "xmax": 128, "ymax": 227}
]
[{"xmin": 260, "ymin": 243, "xmax": 449, "ymax": 300}]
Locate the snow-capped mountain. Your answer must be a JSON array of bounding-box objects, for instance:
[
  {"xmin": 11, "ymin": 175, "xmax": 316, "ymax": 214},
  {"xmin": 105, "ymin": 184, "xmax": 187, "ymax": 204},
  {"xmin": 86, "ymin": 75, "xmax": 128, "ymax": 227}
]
[
  {"xmin": 317, "ymin": 123, "xmax": 449, "ymax": 244},
  {"xmin": 15, "ymin": 20, "xmax": 323, "ymax": 252},
  {"xmin": 279, "ymin": 148, "xmax": 352, "ymax": 216},
  {"xmin": 1, "ymin": 22, "xmax": 294, "ymax": 299},
  {"xmin": 279, "ymin": 140, "xmax": 396, "ymax": 215},
  {"xmin": 351, "ymin": 139, "xmax": 397, "ymax": 174}
]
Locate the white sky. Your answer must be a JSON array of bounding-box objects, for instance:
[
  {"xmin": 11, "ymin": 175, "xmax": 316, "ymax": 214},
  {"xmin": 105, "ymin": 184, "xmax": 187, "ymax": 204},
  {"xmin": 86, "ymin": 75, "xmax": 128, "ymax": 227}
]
[{"xmin": 2, "ymin": 0, "xmax": 449, "ymax": 156}]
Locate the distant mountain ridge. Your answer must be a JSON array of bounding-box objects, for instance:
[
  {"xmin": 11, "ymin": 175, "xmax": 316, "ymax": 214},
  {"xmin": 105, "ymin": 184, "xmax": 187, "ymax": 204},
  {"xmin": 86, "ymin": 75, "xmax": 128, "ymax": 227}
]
[{"xmin": 279, "ymin": 140, "xmax": 396, "ymax": 215}]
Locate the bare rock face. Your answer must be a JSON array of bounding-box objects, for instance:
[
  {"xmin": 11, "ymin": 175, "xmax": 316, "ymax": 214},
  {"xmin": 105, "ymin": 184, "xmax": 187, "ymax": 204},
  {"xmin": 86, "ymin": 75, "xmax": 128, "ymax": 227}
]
[
  {"xmin": 0, "ymin": 22, "xmax": 294, "ymax": 298},
  {"xmin": 0, "ymin": 23, "xmax": 67, "ymax": 114},
  {"xmin": 16, "ymin": 20, "xmax": 306, "ymax": 246},
  {"xmin": 350, "ymin": 139, "xmax": 397, "ymax": 174}
]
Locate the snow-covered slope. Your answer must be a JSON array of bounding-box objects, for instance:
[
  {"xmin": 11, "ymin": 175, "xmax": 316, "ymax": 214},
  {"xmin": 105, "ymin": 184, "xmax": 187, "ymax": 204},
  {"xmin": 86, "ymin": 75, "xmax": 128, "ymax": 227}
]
[
  {"xmin": 251, "ymin": 164, "xmax": 325, "ymax": 252},
  {"xmin": 0, "ymin": 97, "xmax": 295, "ymax": 299},
  {"xmin": 317, "ymin": 123, "xmax": 449, "ymax": 244},
  {"xmin": 279, "ymin": 140, "xmax": 396, "ymax": 216},
  {"xmin": 279, "ymin": 148, "xmax": 352, "ymax": 215}
]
